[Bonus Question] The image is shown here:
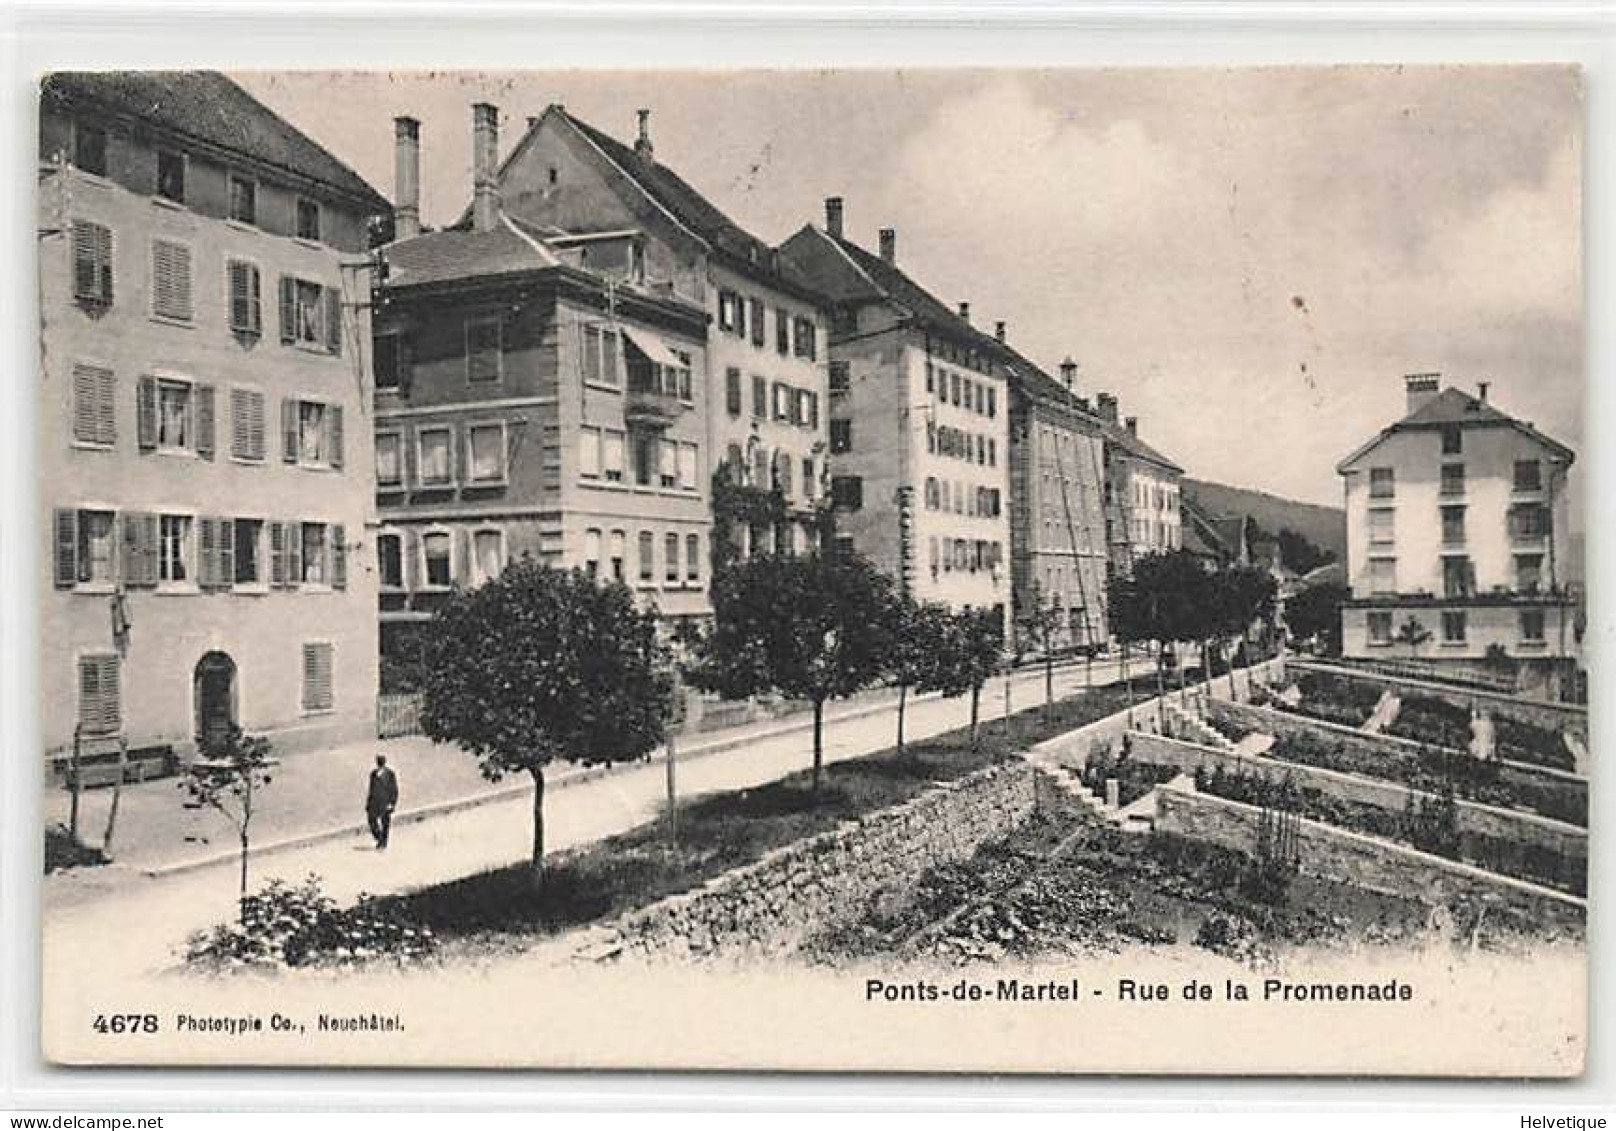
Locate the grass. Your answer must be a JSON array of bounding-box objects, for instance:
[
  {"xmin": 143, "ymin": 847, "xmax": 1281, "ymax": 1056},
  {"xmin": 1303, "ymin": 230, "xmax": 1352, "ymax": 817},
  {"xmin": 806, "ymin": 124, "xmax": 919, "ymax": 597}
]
[{"xmin": 374, "ymin": 680, "xmax": 1150, "ymax": 955}]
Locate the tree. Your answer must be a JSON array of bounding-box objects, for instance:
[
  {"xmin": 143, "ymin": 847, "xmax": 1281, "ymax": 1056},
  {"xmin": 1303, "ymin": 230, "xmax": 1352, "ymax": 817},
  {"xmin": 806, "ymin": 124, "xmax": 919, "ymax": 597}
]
[
  {"xmin": 1283, "ymin": 581, "xmax": 1350, "ymax": 655},
  {"xmin": 1276, "ymin": 527, "xmax": 1335, "ymax": 575},
  {"xmin": 1013, "ymin": 579, "xmax": 1062, "ymax": 722},
  {"xmin": 180, "ymin": 725, "xmax": 278, "ymax": 913},
  {"xmin": 1215, "ymin": 565, "xmax": 1279, "ymax": 696},
  {"xmin": 889, "ymin": 598, "xmax": 952, "ymax": 757},
  {"xmin": 690, "ymin": 550, "xmax": 897, "ymax": 793},
  {"xmin": 1112, "ymin": 551, "xmax": 1215, "ymax": 722},
  {"xmin": 1393, "ymin": 616, "xmax": 1432, "ymax": 659},
  {"xmin": 929, "ymin": 607, "xmax": 1007, "ymax": 756},
  {"xmin": 419, "ymin": 559, "xmax": 672, "ymax": 887}
]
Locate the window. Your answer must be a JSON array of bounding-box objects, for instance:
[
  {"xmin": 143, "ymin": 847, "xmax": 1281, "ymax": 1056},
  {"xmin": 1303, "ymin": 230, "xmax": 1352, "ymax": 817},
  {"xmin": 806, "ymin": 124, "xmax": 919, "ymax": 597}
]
[
  {"xmin": 225, "ymin": 260, "xmax": 262, "ymax": 335},
  {"xmin": 752, "ymin": 446, "xmax": 769, "ymax": 488},
  {"xmin": 830, "ymin": 419, "xmax": 852, "ymax": 453},
  {"xmin": 376, "ymin": 432, "xmax": 402, "ymax": 486},
  {"xmin": 1368, "ymin": 507, "xmax": 1394, "ymax": 546},
  {"xmin": 602, "ymin": 430, "xmax": 625, "ymax": 482},
  {"xmin": 632, "ymin": 432, "xmax": 657, "ymax": 487},
  {"xmin": 583, "ymin": 529, "xmax": 602, "ymax": 578},
  {"xmin": 776, "ymin": 308, "xmax": 791, "ymax": 355},
  {"xmin": 1442, "ymin": 556, "xmax": 1474, "ymax": 599},
  {"xmin": 1369, "ymin": 467, "xmax": 1395, "ymax": 499},
  {"xmin": 467, "ymin": 423, "xmax": 507, "ymax": 484},
  {"xmin": 417, "ymin": 427, "xmax": 453, "ymax": 486},
  {"xmin": 296, "ymin": 198, "xmax": 321, "ymax": 242},
  {"xmin": 749, "ymin": 298, "xmax": 766, "ymax": 347},
  {"xmin": 158, "ymin": 514, "xmax": 192, "ymax": 584},
  {"xmin": 582, "ymin": 325, "xmax": 620, "ymax": 387},
  {"xmin": 686, "ymin": 534, "xmax": 700, "ymax": 582},
  {"xmin": 725, "ymin": 368, "xmax": 743, "ymax": 416},
  {"xmin": 1514, "ymin": 460, "xmax": 1543, "ymax": 492},
  {"xmin": 1510, "ymin": 503, "xmax": 1552, "ymax": 541},
  {"xmin": 377, "ymin": 532, "xmax": 403, "ymax": 589},
  {"xmin": 300, "ymin": 523, "xmax": 329, "ymax": 585},
  {"xmin": 74, "ymin": 123, "xmax": 107, "ymax": 176},
  {"xmin": 773, "ymin": 382, "xmax": 791, "ymax": 422},
  {"xmin": 53, "ymin": 508, "xmax": 117, "ymax": 588},
  {"xmin": 638, "ymin": 531, "xmax": 655, "ymax": 582},
  {"xmin": 421, "ymin": 531, "xmax": 453, "ymax": 588},
  {"xmin": 151, "ymin": 239, "xmax": 193, "ymax": 321},
  {"xmin": 280, "ymin": 276, "xmax": 341, "ymax": 353},
  {"xmin": 1515, "ymin": 553, "xmax": 1544, "ymax": 593},
  {"xmin": 156, "ymin": 150, "xmax": 185, "ymax": 203},
  {"xmin": 987, "ymin": 438, "xmax": 996, "ymax": 467},
  {"xmin": 924, "ymin": 477, "xmax": 939, "ymax": 510},
  {"xmin": 70, "ymin": 363, "xmax": 116, "ymax": 447},
  {"xmin": 987, "ymin": 387, "xmax": 996, "ymax": 418},
  {"xmin": 229, "ymin": 175, "xmax": 257, "ymax": 225},
  {"xmin": 1367, "ymin": 611, "xmax": 1393, "ymax": 646},
  {"xmin": 71, "ymin": 221, "xmax": 114, "ymax": 306},
  {"xmin": 578, "ymin": 427, "xmax": 602, "ymax": 479},
  {"xmin": 286, "ymin": 399, "xmax": 343, "ymax": 468},
  {"xmin": 1520, "ymin": 609, "xmax": 1546, "ymax": 643},
  {"xmin": 678, "ymin": 442, "xmax": 699, "ymax": 491},
  {"xmin": 717, "ymin": 290, "xmax": 741, "ymax": 334},
  {"xmin": 151, "ymin": 378, "xmax": 194, "ymax": 452},
  {"xmin": 301, "ymin": 643, "xmax": 334, "ymax": 713},
  {"xmin": 1368, "ymin": 557, "xmax": 1396, "ymax": 596},
  {"xmin": 375, "ymin": 332, "xmax": 407, "ymax": 391},
  {"xmin": 609, "ymin": 531, "xmax": 626, "ymax": 581},
  {"xmin": 950, "ymin": 373, "xmax": 961, "ymax": 406},
  {"xmin": 659, "ymin": 439, "xmax": 678, "ymax": 489},
  {"xmin": 831, "ymin": 475, "xmax": 863, "ymax": 511},
  {"xmin": 466, "ymin": 316, "xmax": 502, "ymax": 382},
  {"xmin": 751, "ymin": 375, "xmax": 767, "ymax": 419},
  {"xmin": 1441, "ymin": 426, "xmax": 1462, "ymax": 455},
  {"xmin": 1440, "ymin": 505, "xmax": 1466, "ymax": 545},
  {"xmin": 471, "ymin": 529, "xmax": 505, "ymax": 585},
  {"xmin": 77, "ymin": 654, "xmax": 121, "ymax": 736},
  {"xmin": 1439, "ymin": 463, "xmax": 1465, "ymax": 497},
  {"xmin": 229, "ymin": 388, "xmax": 267, "ymax": 462},
  {"xmin": 665, "ymin": 533, "xmax": 680, "ymax": 583},
  {"xmin": 801, "ymin": 458, "xmax": 816, "ymax": 500},
  {"xmin": 792, "ymin": 317, "xmax": 817, "ymax": 360},
  {"xmin": 773, "ymin": 450, "xmax": 793, "ymax": 496},
  {"xmin": 1441, "ymin": 610, "xmax": 1467, "ymax": 645}
]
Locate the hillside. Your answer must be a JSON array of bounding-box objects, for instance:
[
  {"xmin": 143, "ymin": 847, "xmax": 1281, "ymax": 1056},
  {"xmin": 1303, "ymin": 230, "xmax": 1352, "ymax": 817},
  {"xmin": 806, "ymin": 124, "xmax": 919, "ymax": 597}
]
[{"xmin": 1182, "ymin": 478, "xmax": 1347, "ymax": 565}]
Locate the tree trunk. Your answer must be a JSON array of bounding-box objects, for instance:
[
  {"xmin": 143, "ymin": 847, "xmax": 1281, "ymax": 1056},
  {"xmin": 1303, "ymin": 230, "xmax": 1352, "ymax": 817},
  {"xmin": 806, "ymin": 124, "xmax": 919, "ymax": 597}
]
[
  {"xmin": 1155, "ymin": 643, "xmax": 1167, "ymax": 731},
  {"xmin": 101, "ymin": 738, "xmax": 128, "ymax": 859},
  {"xmin": 1044, "ymin": 653, "xmax": 1054, "ymax": 724},
  {"xmin": 1227, "ymin": 637, "xmax": 1239, "ymax": 700},
  {"xmin": 665, "ymin": 727, "xmax": 678, "ymax": 847},
  {"xmin": 238, "ymin": 830, "xmax": 250, "ymax": 911},
  {"xmin": 1122, "ymin": 644, "xmax": 1134, "ymax": 726},
  {"xmin": 1002, "ymin": 669, "xmax": 1013, "ymax": 741},
  {"xmin": 969, "ymin": 687, "xmax": 981, "ymax": 755},
  {"xmin": 811, "ymin": 699, "xmax": 825, "ymax": 794},
  {"xmin": 529, "ymin": 767, "xmax": 546, "ymax": 890},
  {"xmin": 896, "ymin": 683, "xmax": 908, "ymax": 757}
]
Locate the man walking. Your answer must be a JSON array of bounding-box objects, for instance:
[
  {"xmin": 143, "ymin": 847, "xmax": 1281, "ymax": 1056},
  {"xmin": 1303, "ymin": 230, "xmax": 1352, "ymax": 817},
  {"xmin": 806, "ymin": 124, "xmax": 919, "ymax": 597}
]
[{"xmin": 366, "ymin": 754, "xmax": 399, "ymax": 850}]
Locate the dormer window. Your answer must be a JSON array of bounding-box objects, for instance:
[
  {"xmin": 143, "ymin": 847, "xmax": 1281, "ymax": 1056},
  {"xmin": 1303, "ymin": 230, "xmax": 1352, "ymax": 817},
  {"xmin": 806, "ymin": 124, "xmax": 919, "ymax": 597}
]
[
  {"xmin": 74, "ymin": 123, "xmax": 107, "ymax": 176},
  {"xmin": 296, "ymin": 198, "xmax": 322, "ymax": 242},
  {"xmin": 1441, "ymin": 425, "xmax": 1462, "ymax": 455},
  {"xmin": 156, "ymin": 150, "xmax": 186, "ymax": 203}
]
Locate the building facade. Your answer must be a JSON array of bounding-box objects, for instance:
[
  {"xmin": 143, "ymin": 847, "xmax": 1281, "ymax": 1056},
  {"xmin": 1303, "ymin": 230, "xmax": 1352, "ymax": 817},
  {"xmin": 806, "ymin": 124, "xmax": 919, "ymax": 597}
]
[
  {"xmin": 1337, "ymin": 375, "xmax": 1578, "ymax": 681},
  {"xmin": 779, "ymin": 204, "xmax": 1011, "ymax": 623},
  {"xmin": 1005, "ymin": 350, "xmax": 1109, "ymax": 654},
  {"xmin": 39, "ymin": 72, "xmax": 386, "ymax": 769},
  {"xmin": 1094, "ymin": 393, "xmax": 1184, "ymax": 578},
  {"xmin": 456, "ymin": 104, "xmax": 831, "ymax": 561},
  {"xmin": 374, "ymin": 106, "xmax": 714, "ymax": 658}
]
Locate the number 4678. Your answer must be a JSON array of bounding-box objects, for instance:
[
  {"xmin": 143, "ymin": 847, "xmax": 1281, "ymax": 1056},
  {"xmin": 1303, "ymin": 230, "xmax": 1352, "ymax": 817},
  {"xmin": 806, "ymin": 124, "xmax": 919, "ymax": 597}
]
[{"xmin": 94, "ymin": 1013, "xmax": 158, "ymax": 1034}]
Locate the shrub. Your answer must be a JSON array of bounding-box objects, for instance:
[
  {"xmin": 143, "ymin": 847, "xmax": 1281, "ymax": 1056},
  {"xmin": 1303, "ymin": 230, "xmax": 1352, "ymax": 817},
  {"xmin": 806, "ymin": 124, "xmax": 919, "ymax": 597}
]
[
  {"xmin": 1491, "ymin": 715, "xmax": 1576, "ymax": 772},
  {"xmin": 45, "ymin": 824, "xmax": 106, "ymax": 874},
  {"xmin": 184, "ymin": 875, "xmax": 436, "ymax": 970}
]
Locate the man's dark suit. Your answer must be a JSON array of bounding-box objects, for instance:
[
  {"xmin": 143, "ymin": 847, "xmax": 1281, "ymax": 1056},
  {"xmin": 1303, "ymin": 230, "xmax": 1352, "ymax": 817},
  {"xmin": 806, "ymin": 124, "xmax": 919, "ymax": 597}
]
[{"xmin": 366, "ymin": 764, "xmax": 399, "ymax": 848}]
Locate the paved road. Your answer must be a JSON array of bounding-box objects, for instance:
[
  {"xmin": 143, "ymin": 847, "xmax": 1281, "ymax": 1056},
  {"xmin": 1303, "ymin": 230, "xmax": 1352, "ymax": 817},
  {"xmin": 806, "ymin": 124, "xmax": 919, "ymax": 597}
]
[{"xmin": 43, "ymin": 652, "xmax": 1152, "ymax": 988}]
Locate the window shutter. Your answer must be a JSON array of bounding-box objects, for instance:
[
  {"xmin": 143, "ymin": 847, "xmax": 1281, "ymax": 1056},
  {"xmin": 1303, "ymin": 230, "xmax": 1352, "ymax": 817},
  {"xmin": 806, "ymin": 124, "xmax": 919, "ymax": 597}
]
[
  {"xmin": 301, "ymin": 643, "xmax": 334, "ymax": 712},
  {"xmin": 287, "ymin": 521, "xmax": 303, "ymax": 586},
  {"xmin": 248, "ymin": 391, "xmax": 266, "ymax": 461},
  {"xmin": 331, "ymin": 524, "xmax": 347, "ymax": 589},
  {"xmin": 269, "ymin": 521, "xmax": 287, "ymax": 587},
  {"xmin": 278, "ymin": 276, "xmax": 296, "ymax": 344},
  {"xmin": 194, "ymin": 383, "xmax": 215, "ymax": 460},
  {"xmin": 327, "ymin": 405, "xmax": 344, "ymax": 469},
  {"xmin": 53, "ymin": 508, "xmax": 78, "ymax": 588},
  {"xmin": 121, "ymin": 511, "xmax": 156, "ymax": 587},
  {"xmin": 228, "ymin": 261, "xmax": 262, "ymax": 334},
  {"xmin": 218, "ymin": 518, "xmax": 235, "ymax": 587},
  {"xmin": 78, "ymin": 655, "xmax": 121, "ymax": 735},
  {"xmin": 197, "ymin": 517, "xmax": 217, "ymax": 588},
  {"xmin": 323, "ymin": 286, "xmax": 342, "ymax": 355},
  {"xmin": 136, "ymin": 376, "xmax": 157, "ymax": 450},
  {"xmin": 72, "ymin": 221, "xmax": 113, "ymax": 304},
  {"xmin": 151, "ymin": 240, "xmax": 192, "ymax": 320},
  {"xmin": 71, "ymin": 363, "xmax": 114, "ymax": 445},
  {"xmin": 281, "ymin": 398, "xmax": 299, "ymax": 463},
  {"xmin": 230, "ymin": 389, "xmax": 251, "ymax": 459}
]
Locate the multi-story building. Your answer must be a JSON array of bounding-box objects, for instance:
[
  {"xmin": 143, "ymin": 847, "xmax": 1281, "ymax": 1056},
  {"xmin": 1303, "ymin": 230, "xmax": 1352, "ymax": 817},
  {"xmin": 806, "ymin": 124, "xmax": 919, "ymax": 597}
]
[
  {"xmin": 38, "ymin": 72, "xmax": 387, "ymax": 771},
  {"xmin": 374, "ymin": 105, "xmax": 714, "ymax": 658},
  {"xmin": 447, "ymin": 104, "xmax": 830, "ymax": 561},
  {"xmin": 1093, "ymin": 392, "xmax": 1183, "ymax": 577},
  {"xmin": 779, "ymin": 202, "xmax": 1011, "ymax": 623},
  {"xmin": 1002, "ymin": 346, "xmax": 1109, "ymax": 654},
  {"xmin": 1336, "ymin": 375, "xmax": 1578, "ymax": 686}
]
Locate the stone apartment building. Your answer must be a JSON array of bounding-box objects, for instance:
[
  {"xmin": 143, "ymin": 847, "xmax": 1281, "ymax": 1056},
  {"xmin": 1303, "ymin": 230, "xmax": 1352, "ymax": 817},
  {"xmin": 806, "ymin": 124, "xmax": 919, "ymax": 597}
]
[
  {"xmin": 779, "ymin": 202, "xmax": 1011, "ymax": 624},
  {"xmin": 1002, "ymin": 344, "xmax": 1110, "ymax": 655},
  {"xmin": 374, "ymin": 106, "xmax": 713, "ymax": 656},
  {"xmin": 1337, "ymin": 374, "xmax": 1579, "ymax": 686},
  {"xmin": 446, "ymin": 104, "xmax": 831, "ymax": 562},
  {"xmin": 1094, "ymin": 393, "xmax": 1184, "ymax": 577},
  {"xmin": 38, "ymin": 72, "xmax": 387, "ymax": 770}
]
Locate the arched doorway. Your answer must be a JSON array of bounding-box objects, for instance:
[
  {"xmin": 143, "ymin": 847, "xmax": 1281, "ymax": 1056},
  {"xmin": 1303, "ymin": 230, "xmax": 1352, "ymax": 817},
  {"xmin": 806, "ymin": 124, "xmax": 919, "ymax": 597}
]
[{"xmin": 194, "ymin": 651, "xmax": 238, "ymax": 752}]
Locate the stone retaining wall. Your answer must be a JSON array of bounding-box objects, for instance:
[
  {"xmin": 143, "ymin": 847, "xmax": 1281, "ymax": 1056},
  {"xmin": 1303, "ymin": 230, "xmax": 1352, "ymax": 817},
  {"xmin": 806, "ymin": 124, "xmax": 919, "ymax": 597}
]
[
  {"xmin": 578, "ymin": 761, "xmax": 1038, "ymax": 963},
  {"xmin": 1292, "ymin": 660, "xmax": 1587, "ymax": 739},
  {"xmin": 1153, "ymin": 784, "xmax": 1585, "ymax": 930}
]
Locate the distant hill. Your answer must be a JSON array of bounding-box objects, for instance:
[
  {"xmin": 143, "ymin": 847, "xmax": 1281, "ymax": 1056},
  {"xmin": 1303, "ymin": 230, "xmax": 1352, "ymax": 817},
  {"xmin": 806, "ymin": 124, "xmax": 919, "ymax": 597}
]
[{"xmin": 1182, "ymin": 478, "xmax": 1347, "ymax": 565}]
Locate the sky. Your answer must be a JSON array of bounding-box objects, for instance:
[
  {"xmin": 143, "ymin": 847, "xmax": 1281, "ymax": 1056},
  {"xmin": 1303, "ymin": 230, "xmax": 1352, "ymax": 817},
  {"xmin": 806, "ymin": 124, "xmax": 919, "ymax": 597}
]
[{"xmin": 238, "ymin": 66, "xmax": 1584, "ymax": 513}]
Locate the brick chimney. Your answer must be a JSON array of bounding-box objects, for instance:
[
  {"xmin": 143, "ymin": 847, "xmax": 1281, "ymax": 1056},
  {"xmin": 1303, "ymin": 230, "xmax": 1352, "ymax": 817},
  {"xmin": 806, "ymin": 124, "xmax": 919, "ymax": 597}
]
[
  {"xmin": 957, "ymin": 301, "xmax": 970, "ymax": 324},
  {"xmin": 994, "ymin": 320, "xmax": 1006, "ymax": 344},
  {"xmin": 1478, "ymin": 380, "xmax": 1490, "ymax": 403},
  {"xmin": 472, "ymin": 102, "xmax": 501, "ymax": 233},
  {"xmin": 393, "ymin": 116, "xmax": 421, "ymax": 241},
  {"xmin": 1097, "ymin": 392, "xmax": 1119, "ymax": 424},
  {"xmin": 878, "ymin": 228, "xmax": 896, "ymax": 264},
  {"xmin": 1125, "ymin": 416, "xmax": 1138, "ymax": 436},
  {"xmin": 634, "ymin": 108, "xmax": 654, "ymax": 163},
  {"xmin": 824, "ymin": 197, "xmax": 844, "ymax": 239},
  {"xmin": 1404, "ymin": 372, "xmax": 1441, "ymax": 416},
  {"xmin": 1059, "ymin": 357, "xmax": 1077, "ymax": 390}
]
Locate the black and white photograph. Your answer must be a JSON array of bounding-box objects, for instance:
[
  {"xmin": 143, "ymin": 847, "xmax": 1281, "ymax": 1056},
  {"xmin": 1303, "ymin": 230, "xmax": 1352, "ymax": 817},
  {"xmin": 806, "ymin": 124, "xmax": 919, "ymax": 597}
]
[{"xmin": 33, "ymin": 63, "xmax": 1586, "ymax": 1076}]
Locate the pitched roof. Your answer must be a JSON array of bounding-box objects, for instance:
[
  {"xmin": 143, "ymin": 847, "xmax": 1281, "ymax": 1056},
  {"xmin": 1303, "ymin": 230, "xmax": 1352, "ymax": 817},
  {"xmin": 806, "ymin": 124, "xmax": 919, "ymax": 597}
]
[
  {"xmin": 41, "ymin": 71, "xmax": 387, "ymax": 210},
  {"xmin": 1337, "ymin": 385, "xmax": 1575, "ymax": 470},
  {"xmin": 816, "ymin": 229, "xmax": 991, "ymax": 352},
  {"xmin": 382, "ymin": 217, "xmax": 558, "ymax": 289},
  {"xmin": 1103, "ymin": 419, "xmax": 1184, "ymax": 475}
]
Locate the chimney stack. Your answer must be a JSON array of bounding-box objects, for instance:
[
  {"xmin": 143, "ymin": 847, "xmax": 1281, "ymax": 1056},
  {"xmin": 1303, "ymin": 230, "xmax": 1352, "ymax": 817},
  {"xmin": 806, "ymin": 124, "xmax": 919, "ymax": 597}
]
[
  {"xmin": 1404, "ymin": 372, "xmax": 1441, "ymax": 416},
  {"xmin": 472, "ymin": 102, "xmax": 501, "ymax": 233},
  {"xmin": 635, "ymin": 108, "xmax": 654, "ymax": 162},
  {"xmin": 1059, "ymin": 357, "xmax": 1078, "ymax": 390},
  {"xmin": 878, "ymin": 227, "xmax": 896, "ymax": 264},
  {"xmin": 1097, "ymin": 392, "xmax": 1119, "ymax": 424},
  {"xmin": 994, "ymin": 320, "xmax": 1006, "ymax": 344},
  {"xmin": 393, "ymin": 116, "xmax": 421, "ymax": 241},
  {"xmin": 957, "ymin": 301, "xmax": 971, "ymax": 324},
  {"xmin": 1478, "ymin": 380, "xmax": 1490, "ymax": 403},
  {"xmin": 1125, "ymin": 416, "xmax": 1139, "ymax": 436},
  {"xmin": 824, "ymin": 197, "xmax": 844, "ymax": 239}
]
